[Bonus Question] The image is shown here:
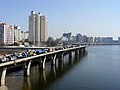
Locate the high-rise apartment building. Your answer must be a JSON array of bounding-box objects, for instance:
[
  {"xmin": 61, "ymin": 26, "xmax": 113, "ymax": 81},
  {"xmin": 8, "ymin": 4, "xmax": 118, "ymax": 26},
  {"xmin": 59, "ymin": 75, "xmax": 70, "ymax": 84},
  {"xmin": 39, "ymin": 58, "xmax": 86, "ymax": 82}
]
[
  {"xmin": 118, "ymin": 37, "xmax": 120, "ymax": 44},
  {"xmin": 14, "ymin": 25, "xmax": 29, "ymax": 44},
  {"xmin": 40, "ymin": 16, "xmax": 48, "ymax": 42},
  {"xmin": 63, "ymin": 32, "xmax": 71, "ymax": 41},
  {"xmin": 0, "ymin": 22, "xmax": 14, "ymax": 46},
  {"xmin": 14, "ymin": 25, "xmax": 21, "ymax": 44},
  {"xmin": 82, "ymin": 35, "xmax": 88, "ymax": 43},
  {"xmin": 76, "ymin": 33, "xmax": 82, "ymax": 42},
  {"xmin": 88, "ymin": 37, "xmax": 93, "ymax": 43},
  {"xmin": 24, "ymin": 31, "xmax": 29, "ymax": 40},
  {"xmin": 29, "ymin": 11, "xmax": 48, "ymax": 46}
]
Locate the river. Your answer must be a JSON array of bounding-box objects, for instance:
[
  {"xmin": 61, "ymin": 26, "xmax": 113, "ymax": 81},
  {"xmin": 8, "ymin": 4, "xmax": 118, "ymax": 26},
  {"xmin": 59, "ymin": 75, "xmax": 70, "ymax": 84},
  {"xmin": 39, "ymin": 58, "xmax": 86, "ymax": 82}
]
[{"xmin": 4, "ymin": 46, "xmax": 120, "ymax": 90}]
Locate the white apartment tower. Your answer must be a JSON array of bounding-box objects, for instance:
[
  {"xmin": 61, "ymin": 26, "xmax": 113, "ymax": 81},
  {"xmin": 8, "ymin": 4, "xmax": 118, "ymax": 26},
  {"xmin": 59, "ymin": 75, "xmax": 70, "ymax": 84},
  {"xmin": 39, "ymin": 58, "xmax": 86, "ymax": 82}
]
[
  {"xmin": 40, "ymin": 16, "xmax": 48, "ymax": 42},
  {"xmin": 0, "ymin": 22, "xmax": 14, "ymax": 46},
  {"xmin": 29, "ymin": 11, "xmax": 47, "ymax": 46},
  {"xmin": 14, "ymin": 25, "xmax": 21, "ymax": 43}
]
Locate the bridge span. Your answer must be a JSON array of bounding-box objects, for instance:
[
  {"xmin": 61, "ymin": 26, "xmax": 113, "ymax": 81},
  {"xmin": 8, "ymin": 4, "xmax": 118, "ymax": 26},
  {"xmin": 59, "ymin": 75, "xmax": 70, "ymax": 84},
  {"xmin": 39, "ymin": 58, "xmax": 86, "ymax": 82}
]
[{"xmin": 0, "ymin": 46, "xmax": 86, "ymax": 86}]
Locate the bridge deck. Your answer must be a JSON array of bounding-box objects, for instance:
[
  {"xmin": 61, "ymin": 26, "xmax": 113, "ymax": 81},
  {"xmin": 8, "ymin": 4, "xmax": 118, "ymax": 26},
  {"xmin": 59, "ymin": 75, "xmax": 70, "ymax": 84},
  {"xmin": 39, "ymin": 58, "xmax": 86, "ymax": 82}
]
[{"xmin": 0, "ymin": 46, "xmax": 85, "ymax": 67}]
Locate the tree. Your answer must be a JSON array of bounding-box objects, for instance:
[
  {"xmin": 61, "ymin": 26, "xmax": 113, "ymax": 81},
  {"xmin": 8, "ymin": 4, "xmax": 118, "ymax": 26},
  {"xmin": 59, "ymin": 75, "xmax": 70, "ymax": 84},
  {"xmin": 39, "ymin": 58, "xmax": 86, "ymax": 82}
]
[
  {"xmin": 46, "ymin": 37, "xmax": 54, "ymax": 46},
  {"xmin": 46, "ymin": 37, "xmax": 61, "ymax": 46}
]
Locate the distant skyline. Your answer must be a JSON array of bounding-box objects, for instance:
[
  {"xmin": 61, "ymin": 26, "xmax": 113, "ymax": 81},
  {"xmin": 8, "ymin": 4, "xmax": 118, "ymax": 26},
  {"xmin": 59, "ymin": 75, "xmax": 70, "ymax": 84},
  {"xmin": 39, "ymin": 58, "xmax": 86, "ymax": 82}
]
[{"xmin": 0, "ymin": 0, "xmax": 120, "ymax": 40}]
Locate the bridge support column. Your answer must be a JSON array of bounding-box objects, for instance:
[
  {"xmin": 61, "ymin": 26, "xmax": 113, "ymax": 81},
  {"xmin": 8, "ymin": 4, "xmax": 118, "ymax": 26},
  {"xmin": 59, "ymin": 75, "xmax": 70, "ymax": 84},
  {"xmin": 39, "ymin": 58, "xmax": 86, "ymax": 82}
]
[
  {"xmin": 59, "ymin": 52, "xmax": 64, "ymax": 62},
  {"xmin": 75, "ymin": 50, "xmax": 79, "ymax": 55},
  {"xmin": 58, "ymin": 60, "xmax": 64, "ymax": 72},
  {"xmin": 69, "ymin": 52, "xmax": 72, "ymax": 59},
  {"xmin": 0, "ymin": 67, "xmax": 7, "ymax": 86},
  {"xmin": 40, "ymin": 56, "xmax": 46, "ymax": 70},
  {"xmin": 79, "ymin": 48, "xmax": 82, "ymax": 53},
  {"xmin": 24, "ymin": 60, "xmax": 31, "ymax": 76},
  {"xmin": 83, "ymin": 47, "xmax": 86, "ymax": 52},
  {"xmin": 51, "ymin": 54, "xmax": 57, "ymax": 65},
  {"xmin": 69, "ymin": 52, "xmax": 73, "ymax": 65}
]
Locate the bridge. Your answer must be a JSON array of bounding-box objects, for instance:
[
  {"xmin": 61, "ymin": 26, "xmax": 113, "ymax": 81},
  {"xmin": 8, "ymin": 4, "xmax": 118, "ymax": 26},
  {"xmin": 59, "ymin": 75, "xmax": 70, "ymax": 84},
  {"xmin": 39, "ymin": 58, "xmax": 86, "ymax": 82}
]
[{"xmin": 0, "ymin": 46, "xmax": 86, "ymax": 86}]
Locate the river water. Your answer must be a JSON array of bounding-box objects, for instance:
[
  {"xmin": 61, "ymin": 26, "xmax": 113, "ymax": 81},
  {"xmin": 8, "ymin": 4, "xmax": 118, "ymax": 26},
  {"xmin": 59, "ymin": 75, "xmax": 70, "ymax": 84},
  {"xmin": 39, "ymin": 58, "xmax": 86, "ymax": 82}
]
[{"xmin": 4, "ymin": 46, "xmax": 120, "ymax": 90}]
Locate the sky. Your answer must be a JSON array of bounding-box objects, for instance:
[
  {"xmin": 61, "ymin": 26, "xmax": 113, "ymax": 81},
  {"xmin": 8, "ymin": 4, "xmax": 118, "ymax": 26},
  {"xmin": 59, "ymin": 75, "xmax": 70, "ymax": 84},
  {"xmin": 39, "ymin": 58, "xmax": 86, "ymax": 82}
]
[{"xmin": 0, "ymin": 0, "xmax": 120, "ymax": 40}]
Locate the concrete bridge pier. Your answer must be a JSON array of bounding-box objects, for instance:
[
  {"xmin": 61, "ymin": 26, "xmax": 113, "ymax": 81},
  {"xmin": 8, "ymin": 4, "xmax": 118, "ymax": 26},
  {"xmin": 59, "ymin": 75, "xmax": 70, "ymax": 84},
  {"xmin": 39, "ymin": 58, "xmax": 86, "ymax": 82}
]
[
  {"xmin": 59, "ymin": 52, "xmax": 64, "ymax": 62},
  {"xmin": 69, "ymin": 52, "xmax": 73, "ymax": 64},
  {"xmin": 83, "ymin": 47, "xmax": 86, "ymax": 52},
  {"xmin": 69, "ymin": 52, "xmax": 72, "ymax": 59},
  {"xmin": 75, "ymin": 50, "xmax": 79, "ymax": 55},
  {"xmin": 58, "ymin": 61, "xmax": 64, "ymax": 72},
  {"xmin": 23, "ymin": 60, "xmax": 31, "ymax": 76},
  {"xmin": 79, "ymin": 48, "xmax": 82, "ymax": 53},
  {"xmin": 0, "ymin": 67, "xmax": 7, "ymax": 86},
  {"xmin": 40, "ymin": 56, "xmax": 47, "ymax": 70},
  {"xmin": 51, "ymin": 54, "xmax": 57, "ymax": 65}
]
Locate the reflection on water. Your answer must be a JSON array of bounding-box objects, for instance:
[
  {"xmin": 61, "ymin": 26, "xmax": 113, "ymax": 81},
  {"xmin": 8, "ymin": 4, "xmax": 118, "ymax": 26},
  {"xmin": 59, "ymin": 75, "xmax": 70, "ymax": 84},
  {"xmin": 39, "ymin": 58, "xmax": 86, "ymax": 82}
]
[
  {"xmin": 0, "ymin": 85, "xmax": 8, "ymax": 90},
  {"xmin": 22, "ymin": 77, "xmax": 31, "ymax": 90},
  {"xmin": 5, "ymin": 51, "xmax": 87, "ymax": 90}
]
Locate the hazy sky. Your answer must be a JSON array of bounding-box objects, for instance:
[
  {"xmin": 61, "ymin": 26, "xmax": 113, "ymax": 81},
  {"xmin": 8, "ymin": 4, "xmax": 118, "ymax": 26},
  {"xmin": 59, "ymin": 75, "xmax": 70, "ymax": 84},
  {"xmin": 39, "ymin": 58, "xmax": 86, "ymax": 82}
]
[{"xmin": 0, "ymin": 0, "xmax": 120, "ymax": 40}]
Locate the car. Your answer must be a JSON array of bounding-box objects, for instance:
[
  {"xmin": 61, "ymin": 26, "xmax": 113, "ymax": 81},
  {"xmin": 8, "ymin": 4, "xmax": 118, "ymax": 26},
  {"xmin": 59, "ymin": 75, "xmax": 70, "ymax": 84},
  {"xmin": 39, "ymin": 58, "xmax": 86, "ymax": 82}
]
[
  {"xmin": 0, "ymin": 56, "xmax": 5, "ymax": 63},
  {"xmin": 35, "ymin": 49, "xmax": 46, "ymax": 55},
  {"xmin": 17, "ymin": 53, "xmax": 26, "ymax": 59}
]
